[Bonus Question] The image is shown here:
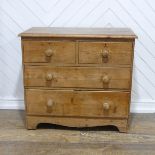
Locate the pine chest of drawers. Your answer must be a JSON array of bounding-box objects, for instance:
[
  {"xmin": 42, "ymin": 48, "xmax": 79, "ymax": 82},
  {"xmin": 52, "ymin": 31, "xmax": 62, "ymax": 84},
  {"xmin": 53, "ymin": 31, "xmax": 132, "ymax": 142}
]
[{"xmin": 19, "ymin": 27, "xmax": 137, "ymax": 132}]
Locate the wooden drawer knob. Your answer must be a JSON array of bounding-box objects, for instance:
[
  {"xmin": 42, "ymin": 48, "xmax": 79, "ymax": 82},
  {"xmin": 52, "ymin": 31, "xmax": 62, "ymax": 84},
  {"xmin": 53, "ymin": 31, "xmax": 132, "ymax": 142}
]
[
  {"xmin": 45, "ymin": 48, "xmax": 53, "ymax": 57},
  {"xmin": 101, "ymin": 49, "xmax": 109, "ymax": 63},
  {"xmin": 102, "ymin": 49, "xmax": 108, "ymax": 57},
  {"xmin": 47, "ymin": 99, "xmax": 54, "ymax": 107},
  {"xmin": 46, "ymin": 99, "xmax": 54, "ymax": 113},
  {"xmin": 102, "ymin": 75, "xmax": 110, "ymax": 83},
  {"xmin": 103, "ymin": 102, "xmax": 110, "ymax": 110},
  {"xmin": 46, "ymin": 73, "xmax": 53, "ymax": 81}
]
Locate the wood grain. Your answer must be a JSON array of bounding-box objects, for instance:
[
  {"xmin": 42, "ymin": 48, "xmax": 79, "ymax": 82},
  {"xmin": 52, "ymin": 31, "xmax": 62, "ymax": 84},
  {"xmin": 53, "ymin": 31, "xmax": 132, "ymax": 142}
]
[
  {"xmin": 26, "ymin": 116, "xmax": 128, "ymax": 132},
  {"xmin": 24, "ymin": 66, "xmax": 131, "ymax": 89},
  {"xmin": 23, "ymin": 41, "xmax": 76, "ymax": 64},
  {"xmin": 26, "ymin": 89, "xmax": 130, "ymax": 118},
  {"xmin": 20, "ymin": 27, "xmax": 136, "ymax": 132},
  {"xmin": 79, "ymin": 41, "xmax": 132, "ymax": 65},
  {"xmin": 19, "ymin": 27, "xmax": 137, "ymax": 39}
]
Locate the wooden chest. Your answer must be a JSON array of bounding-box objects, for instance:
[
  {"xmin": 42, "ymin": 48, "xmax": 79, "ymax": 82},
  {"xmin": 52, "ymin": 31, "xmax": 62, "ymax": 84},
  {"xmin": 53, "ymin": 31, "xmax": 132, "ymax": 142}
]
[{"xmin": 19, "ymin": 27, "xmax": 137, "ymax": 132}]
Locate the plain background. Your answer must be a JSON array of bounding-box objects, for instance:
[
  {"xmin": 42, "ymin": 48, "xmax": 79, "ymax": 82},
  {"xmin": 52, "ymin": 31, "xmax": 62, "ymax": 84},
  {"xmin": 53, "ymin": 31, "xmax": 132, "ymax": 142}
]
[{"xmin": 0, "ymin": 0, "xmax": 155, "ymax": 113}]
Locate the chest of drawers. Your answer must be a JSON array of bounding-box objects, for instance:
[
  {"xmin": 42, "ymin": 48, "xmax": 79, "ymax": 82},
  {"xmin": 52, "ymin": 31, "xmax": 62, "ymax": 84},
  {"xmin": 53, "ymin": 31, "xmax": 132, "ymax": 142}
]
[{"xmin": 19, "ymin": 27, "xmax": 137, "ymax": 132}]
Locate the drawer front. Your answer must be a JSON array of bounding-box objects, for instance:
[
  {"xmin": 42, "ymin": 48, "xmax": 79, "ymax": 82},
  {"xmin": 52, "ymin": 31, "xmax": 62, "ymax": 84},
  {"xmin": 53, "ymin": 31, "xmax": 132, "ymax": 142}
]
[
  {"xmin": 23, "ymin": 41, "xmax": 76, "ymax": 64},
  {"xmin": 79, "ymin": 42, "xmax": 132, "ymax": 65},
  {"xmin": 24, "ymin": 66, "xmax": 131, "ymax": 89},
  {"xmin": 26, "ymin": 89, "xmax": 130, "ymax": 118}
]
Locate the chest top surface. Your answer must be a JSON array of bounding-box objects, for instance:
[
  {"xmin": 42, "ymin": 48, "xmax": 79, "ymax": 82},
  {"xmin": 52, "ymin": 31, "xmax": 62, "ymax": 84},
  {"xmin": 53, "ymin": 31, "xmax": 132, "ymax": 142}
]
[{"xmin": 19, "ymin": 27, "xmax": 137, "ymax": 39}]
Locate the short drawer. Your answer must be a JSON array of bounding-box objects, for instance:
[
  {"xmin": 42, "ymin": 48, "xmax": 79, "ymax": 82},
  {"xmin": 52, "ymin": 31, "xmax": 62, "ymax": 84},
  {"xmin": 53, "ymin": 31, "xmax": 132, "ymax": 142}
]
[
  {"xmin": 23, "ymin": 41, "xmax": 76, "ymax": 64},
  {"xmin": 24, "ymin": 66, "xmax": 131, "ymax": 89},
  {"xmin": 26, "ymin": 89, "xmax": 130, "ymax": 118},
  {"xmin": 79, "ymin": 42, "xmax": 132, "ymax": 65}
]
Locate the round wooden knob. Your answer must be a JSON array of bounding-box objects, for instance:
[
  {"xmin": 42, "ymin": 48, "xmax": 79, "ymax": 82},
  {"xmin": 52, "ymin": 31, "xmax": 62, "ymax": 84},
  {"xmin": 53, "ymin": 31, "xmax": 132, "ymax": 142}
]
[
  {"xmin": 46, "ymin": 73, "xmax": 53, "ymax": 81},
  {"xmin": 103, "ymin": 102, "xmax": 110, "ymax": 110},
  {"xmin": 102, "ymin": 49, "xmax": 109, "ymax": 58},
  {"xmin": 45, "ymin": 48, "xmax": 53, "ymax": 57},
  {"xmin": 102, "ymin": 75, "xmax": 110, "ymax": 83},
  {"xmin": 101, "ymin": 49, "xmax": 109, "ymax": 63},
  {"xmin": 47, "ymin": 99, "xmax": 54, "ymax": 107},
  {"xmin": 46, "ymin": 99, "xmax": 54, "ymax": 113}
]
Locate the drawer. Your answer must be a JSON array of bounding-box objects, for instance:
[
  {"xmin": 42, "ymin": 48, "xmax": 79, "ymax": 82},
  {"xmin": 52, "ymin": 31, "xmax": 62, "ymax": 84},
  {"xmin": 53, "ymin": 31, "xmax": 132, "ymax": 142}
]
[
  {"xmin": 79, "ymin": 42, "xmax": 132, "ymax": 65},
  {"xmin": 26, "ymin": 89, "xmax": 130, "ymax": 118},
  {"xmin": 24, "ymin": 66, "xmax": 131, "ymax": 89},
  {"xmin": 23, "ymin": 41, "xmax": 76, "ymax": 64}
]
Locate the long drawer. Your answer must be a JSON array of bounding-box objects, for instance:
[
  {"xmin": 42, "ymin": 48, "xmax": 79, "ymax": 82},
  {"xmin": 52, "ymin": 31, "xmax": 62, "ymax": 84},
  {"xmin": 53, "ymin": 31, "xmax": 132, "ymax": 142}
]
[
  {"xmin": 26, "ymin": 89, "xmax": 130, "ymax": 118},
  {"xmin": 79, "ymin": 42, "xmax": 132, "ymax": 65},
  {"xmin": 23, "ymin": 41, "xmax": 76, "ymax": 64},
  {"xmin": 24, "ymin": 66, "xmax": 131, "ymax": 89}
]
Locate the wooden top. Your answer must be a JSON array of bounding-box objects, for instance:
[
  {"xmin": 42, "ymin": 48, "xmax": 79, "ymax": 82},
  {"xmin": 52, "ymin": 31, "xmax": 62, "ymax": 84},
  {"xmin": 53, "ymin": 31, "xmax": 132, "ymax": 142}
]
[{"xmin": 19, "ymin": 27, "xmax": 137, "ymax": 39}]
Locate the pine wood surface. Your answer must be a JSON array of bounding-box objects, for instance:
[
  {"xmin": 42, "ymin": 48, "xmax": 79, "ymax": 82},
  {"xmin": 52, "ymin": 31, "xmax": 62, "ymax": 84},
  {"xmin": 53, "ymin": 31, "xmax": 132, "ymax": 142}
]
[
  {"xmin": 20, "ymin": 27, "xmax": 136, "ymax": 132},
  {"xmin": 24, "ymin": 66, "xmax": 131, "ymax": 89},
  {"xmin": 79, "ymin": 41, "xmax": 132, "ymax": 65},
  {"xmin": 26, "ymin": 89, "xmax": 129, "ymax": 117},
  {"xmin": 19, "ymin": 27, "xmax": 137, "ymax": 39},
  {"xmin": 23, "ymin": 41, "xmax": 76, "ymax": 63}
]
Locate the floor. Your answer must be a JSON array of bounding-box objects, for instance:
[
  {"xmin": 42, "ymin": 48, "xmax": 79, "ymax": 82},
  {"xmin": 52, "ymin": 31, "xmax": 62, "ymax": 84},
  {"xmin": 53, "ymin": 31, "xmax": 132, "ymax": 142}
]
[{"xmin": 0, "ymin": 110, "xmax": 155, "ymax": 155}]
